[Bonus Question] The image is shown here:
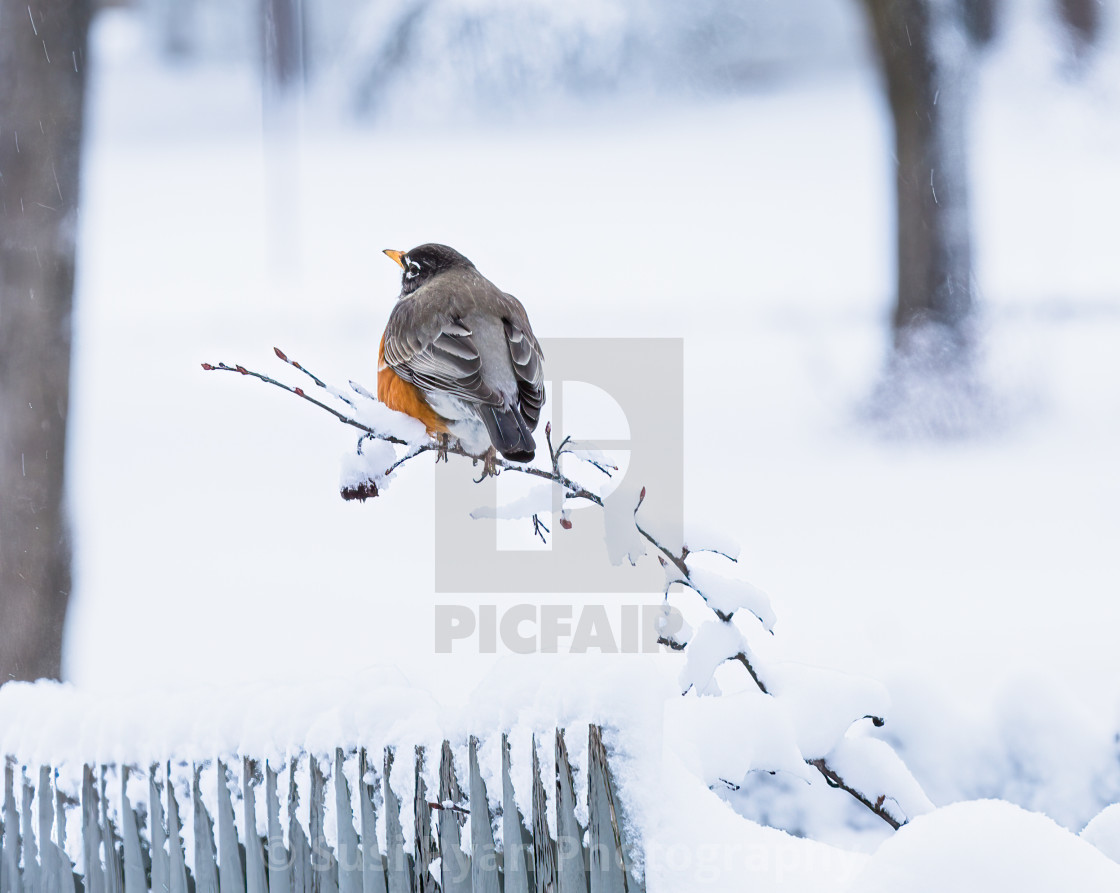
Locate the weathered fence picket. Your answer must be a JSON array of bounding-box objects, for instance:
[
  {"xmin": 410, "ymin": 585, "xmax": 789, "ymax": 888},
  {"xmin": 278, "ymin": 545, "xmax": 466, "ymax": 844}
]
[
  {"xmin": 56, "ymin": 771, "xmax": 76, "ymax": 893},
  {"xmin": 334, "ymin": 750, "xmax": 361, "ymax": 893},
  {"xmin": 243, "ymin": 760, "xmax": 267, "ymax": 893},
  {"xmin": 1, "ymin": 727, "xmax": 640, "ymax": 893},
  {"xmin": 380, "ymin": 750, "xmax": 410, "ymax": 893},
  {"xmin": 2, "ymin": 759, "xmax": 18, "ymax": 893},
  {"xmin": 192, "ymin": 765, "xmax": 219, "ymax": 893},
  {"xmin": 120, "ymin": 768, "xmax": 146, "ymax": 893},
  {"xmin": 217, "ymin": 761, "xmax": 245, "ymax": 893},
  {"xmin": 412, "ymin": 748, "xmax": 436, "ymax": 893},
  {"xmin": 309, "ymin": 757, "xmax": 338, "ymax": 893},
  {"xmin": 501, "ymin": 735, "xmax": 533, "ymax": 893},
  {"xmin": 288, "ymin": 762, "xmax": 311, "ymax": 893},
  {"xmin": 437, "ymin": 742, "xmax": 470, "ymax": 893},
  {"xmin": 100, "ymin": 769, "xmax": 123, "ymax": 893},
  {"xmin": 36, "ymin": 767, "xmax": 54, "ymax": 893},
  {"xmin": 355, "ymin": 750, "xmax": 386, "ymax": 893},
  {"xmin": 166, "ymin": 766, "xmax": 188, "ymax": 893},
  {"xmin": 21, "ymin": 772, "xmax": 39, "ymax": 893},
  {"xmin": 555, "ymin": 730, "xmax": 588, "ymax": 893},
  {"xmin": 265, "ymin": 763, "xmax": 290, "ymax": 893},
  {"xmin": 148, "ymin": 767, "xmax": 168, "ymax": 893},
  {"xmin": 466, "ymin": 739, "xmax": 499, "ymax": 893},
  {"xmin": 530, "ymin": 737, "xmax": 556, "ymax": 893},
  {"xmin": 589, "ymin": 726, "xmax": 632, "ymax": 893},
  {"xmin": 81, "ymin": 766, "xmax": 100, "ymax": 893}
]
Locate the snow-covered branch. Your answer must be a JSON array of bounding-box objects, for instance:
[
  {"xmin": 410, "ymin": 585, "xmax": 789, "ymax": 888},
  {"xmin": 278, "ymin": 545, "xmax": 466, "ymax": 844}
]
[{"xmin": 204, "ymin": 349, "xmax": 931, "ymax": 831}]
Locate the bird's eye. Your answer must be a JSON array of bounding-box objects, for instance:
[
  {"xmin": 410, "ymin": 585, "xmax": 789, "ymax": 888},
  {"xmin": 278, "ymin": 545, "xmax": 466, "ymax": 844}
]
[{"xmin": 405, "ymin": 260, "xmax": 421, "ymax": 279}]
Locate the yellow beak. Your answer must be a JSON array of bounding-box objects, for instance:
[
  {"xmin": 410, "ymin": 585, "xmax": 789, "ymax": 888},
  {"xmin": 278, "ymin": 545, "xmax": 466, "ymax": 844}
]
[{"xmin": 383, "ymin": 249, "xmax": 405, "ymax": 268}]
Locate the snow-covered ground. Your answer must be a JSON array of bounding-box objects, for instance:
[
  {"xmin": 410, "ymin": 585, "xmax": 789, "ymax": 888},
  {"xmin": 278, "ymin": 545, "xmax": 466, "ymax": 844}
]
[{"xmin": 36, "ymin": 3, "xmax": 1120, "ymax": 889}]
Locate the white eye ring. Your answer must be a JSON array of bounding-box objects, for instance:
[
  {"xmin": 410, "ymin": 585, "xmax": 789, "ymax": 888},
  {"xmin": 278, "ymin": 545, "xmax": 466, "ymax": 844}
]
[{"xmin": 405, "ymin": 260, "xmax": 421, "ymax": 279}]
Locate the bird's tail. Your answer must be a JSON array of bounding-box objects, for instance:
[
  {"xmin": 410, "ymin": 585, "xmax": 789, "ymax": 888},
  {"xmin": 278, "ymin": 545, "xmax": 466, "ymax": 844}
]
[{"xmin": 479, "ymin": 404, "xmax": 536, "ymax": 462}]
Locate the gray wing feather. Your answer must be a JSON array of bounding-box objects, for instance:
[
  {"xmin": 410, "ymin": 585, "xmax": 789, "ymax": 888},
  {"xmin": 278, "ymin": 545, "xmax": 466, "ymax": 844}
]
[
  {"xmin": 502, "ymin": 293, "xmax": 545, "ymax": 431},
  {"xmin": 384, "ymin": 302, "xmax": 503, "ymax": 405},
  {"xmin": 382, "ymin": 281, "xmax": 545, "ymax": 423}
]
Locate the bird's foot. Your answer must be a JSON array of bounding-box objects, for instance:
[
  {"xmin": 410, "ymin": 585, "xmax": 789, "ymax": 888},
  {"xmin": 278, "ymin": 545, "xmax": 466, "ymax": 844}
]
[
  {"xmin": 473, "ymin": 447, "xmax": 499, "ymax": 482},
  {"xmin": 435, "ymin": 433, "xmax": 450, "ymax": 463}
]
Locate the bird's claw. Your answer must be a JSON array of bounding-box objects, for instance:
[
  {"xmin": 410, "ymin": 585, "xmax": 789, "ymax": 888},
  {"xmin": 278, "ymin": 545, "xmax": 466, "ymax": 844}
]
[
  {"xmin": 473, "ymin": 447, "xmax": 499, "ymax": 482},
  {"xmin": 435, "ymin": 433, "xmax": 450, "ymax": 463}
]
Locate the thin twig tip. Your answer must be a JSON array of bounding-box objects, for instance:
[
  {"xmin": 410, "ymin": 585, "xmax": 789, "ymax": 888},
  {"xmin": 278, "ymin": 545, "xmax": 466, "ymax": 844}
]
[{"xmin": 273, "ymin": 347, "xmax": 288, "ymax": 362}]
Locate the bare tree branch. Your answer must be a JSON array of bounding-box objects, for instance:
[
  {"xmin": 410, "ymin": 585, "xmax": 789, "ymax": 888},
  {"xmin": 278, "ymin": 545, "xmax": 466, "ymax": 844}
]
[
  {"xmin": 733, "ymin": 652, "xmax": 770, "ymax": 696},
  {"xmin": 202, "ymin": 361, "xmax": 408, "ymax": 444},
  {"xmin": 808, "ymin": 759, "xmax": 903, "ymax": 831}
]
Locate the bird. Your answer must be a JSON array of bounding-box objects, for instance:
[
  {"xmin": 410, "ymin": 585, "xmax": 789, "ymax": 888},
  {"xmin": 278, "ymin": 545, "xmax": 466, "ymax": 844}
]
[{"xmin": 378, "ymin": 243, "xmax": 545, "ymax": 467}]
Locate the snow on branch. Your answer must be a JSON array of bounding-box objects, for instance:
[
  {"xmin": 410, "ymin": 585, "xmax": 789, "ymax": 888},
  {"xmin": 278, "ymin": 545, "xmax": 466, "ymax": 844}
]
[{"xmin": 204, "ymin": 348, "xmax": 930, "ymax": 831}]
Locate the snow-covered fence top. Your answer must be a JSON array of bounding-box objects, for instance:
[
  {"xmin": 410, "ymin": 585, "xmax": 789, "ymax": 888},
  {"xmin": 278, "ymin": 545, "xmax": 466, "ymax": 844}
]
[{"xmin": 0, "ymin": 725, "xmax": 639, "ymax": 893}]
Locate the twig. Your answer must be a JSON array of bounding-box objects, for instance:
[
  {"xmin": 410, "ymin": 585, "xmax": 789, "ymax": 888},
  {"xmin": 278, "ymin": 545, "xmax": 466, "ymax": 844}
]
[
  {"xmin": 807, "ymin": 760, "xmax": 902, "ymax": 831},
  {"xmin": 733, "ymin": 651, "xmax": 769, "ymax": 696},
  {"xmin": 202, "ymin": 361, "xmax": 408, "ymax": 445},
  {"xmin": 427, "ymin": 801, "xmax": 470, "ymax": 815},
  {"xmin": 531, "ymin": 513, "xmax": 550, "ymax": 544},
  {"xmin": 273, "ymin": 347, "xmax": 358, "ymax": 411}
]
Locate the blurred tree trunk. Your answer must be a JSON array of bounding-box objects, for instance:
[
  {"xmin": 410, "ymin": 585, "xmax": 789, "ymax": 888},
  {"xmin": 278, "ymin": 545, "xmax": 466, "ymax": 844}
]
[
  {"xmin": 261, "ymin": 0, "xmax": 306, "ymax": 90},
  {"xmin": 1056, "ymin": 0, "xmax": 1102, "ymax": 55},
  {"xmin": 0, "ymin": 0, "xmax": 91, "ymax": 682},
  {"xmin": 959, "ymin": 0, "xmax": 1000, "ymax": 45},
  {"xmin": 152, "ymin": 0, "xmax": 195, "ymax": 60},
  {"xmin": 862, "ymin": 0, "xmax": 977, "ymax": 370},
  {"xmin": 260, "ymin": 0, "xmax": 307, "ymax": 281}
]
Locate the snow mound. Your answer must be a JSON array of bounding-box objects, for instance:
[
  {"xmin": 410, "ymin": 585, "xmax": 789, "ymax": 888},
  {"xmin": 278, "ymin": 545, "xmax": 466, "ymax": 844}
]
[
  {"xmin": 666, "ymin": 689, "xmax": 813, "ymax": 786},
  {"xmin": 1082, "ymin": 803, "xmax": 1120, "ymax": 865},
  {"xmin": 847, "ymin": 800, "xmax": 1120, "ymax": 892}
]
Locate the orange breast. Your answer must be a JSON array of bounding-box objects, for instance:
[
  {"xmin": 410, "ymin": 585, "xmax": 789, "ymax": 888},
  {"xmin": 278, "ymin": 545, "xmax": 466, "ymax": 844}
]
[{"xmin": 377, "ymin": 333, "xmax": 451, "ymax": 434}]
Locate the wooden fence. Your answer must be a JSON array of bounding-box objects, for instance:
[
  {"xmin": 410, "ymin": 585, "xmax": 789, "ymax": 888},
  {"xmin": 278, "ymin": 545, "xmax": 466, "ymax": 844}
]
[{"xmin": 0, "ymin": 726, "xmax": 640, "ymax": 893}]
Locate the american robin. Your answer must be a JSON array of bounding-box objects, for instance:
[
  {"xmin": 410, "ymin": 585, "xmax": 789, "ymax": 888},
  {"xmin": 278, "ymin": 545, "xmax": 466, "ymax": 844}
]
[{"xmin": 379, "ymin": 243, "xmax": 545, "ymax": 465}]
